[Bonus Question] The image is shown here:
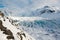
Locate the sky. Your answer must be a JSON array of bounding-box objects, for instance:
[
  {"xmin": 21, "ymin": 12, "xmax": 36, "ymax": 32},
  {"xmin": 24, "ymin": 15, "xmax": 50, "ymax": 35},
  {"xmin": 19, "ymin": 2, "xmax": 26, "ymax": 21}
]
[{"xmin": 0, "ymin": 0, "xmax": 60, "ymax": 16}]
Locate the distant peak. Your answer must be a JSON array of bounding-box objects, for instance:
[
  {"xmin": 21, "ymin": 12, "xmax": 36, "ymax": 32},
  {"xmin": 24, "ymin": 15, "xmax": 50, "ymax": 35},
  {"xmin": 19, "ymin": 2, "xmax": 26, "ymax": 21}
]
[{"xmin": 44, "ymin": 6, "xmax": 50, "ymax": 8}]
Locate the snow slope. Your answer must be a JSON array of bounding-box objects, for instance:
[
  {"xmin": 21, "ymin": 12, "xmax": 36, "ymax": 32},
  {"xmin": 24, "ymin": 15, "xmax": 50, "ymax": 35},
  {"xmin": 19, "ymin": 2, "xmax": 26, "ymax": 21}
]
[{"xmin": 0, "ymin": 12, "xmax": 35, "ymax": 40}]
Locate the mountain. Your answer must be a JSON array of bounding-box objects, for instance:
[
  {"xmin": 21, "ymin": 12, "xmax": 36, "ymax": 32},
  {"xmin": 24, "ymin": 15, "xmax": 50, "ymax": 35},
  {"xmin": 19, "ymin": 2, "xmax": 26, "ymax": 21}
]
[
  {"xmin": 0, "ymin": 6, "xmax": 60, "ymax": 40},
  {"xmin": 31, "ymin": 6, "xmax": 60, "ymax": 19},
  {"xmin": 0, "ymin": 11, "xmax": 35, "ymax": 40},
  {"xmin": 7, "ymin": 6, "xmax": 60, "ymax": 40}
]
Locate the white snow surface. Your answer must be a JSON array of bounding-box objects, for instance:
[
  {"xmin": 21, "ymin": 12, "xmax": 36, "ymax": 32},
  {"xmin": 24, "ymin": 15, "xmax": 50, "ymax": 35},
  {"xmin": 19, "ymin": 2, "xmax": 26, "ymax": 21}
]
[{"xmin": 0, "ymin": 16, "xmax": 35, "ymax": 40}]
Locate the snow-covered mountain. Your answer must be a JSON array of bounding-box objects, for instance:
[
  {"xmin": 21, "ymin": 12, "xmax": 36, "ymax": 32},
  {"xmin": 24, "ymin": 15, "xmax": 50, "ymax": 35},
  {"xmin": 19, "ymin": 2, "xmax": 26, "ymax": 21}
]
[
  {"xmin": 31, "ymin": 6, "xmax": 60, "ymax": 19},
  {"xmin": 0, "ymin": 6, "xmax": 60, "ymax": 40},
  {"xmin": 6, "ymin": 6, "xmax": 60, "ymax": 40},
  {"xmin": 0, "ymin": 11, "xmax": 35, "ymax": 40}
]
